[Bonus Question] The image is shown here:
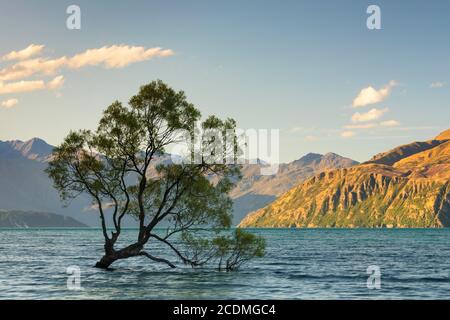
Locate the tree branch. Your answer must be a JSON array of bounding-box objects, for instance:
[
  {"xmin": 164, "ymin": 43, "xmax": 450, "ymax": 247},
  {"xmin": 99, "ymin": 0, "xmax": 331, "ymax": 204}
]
[
  {"xmin": 149, "ymin": 233, "xmax": 203, "ymax": 267},
  {"xmin": 139, "ymin": 251, "xmax": 176, "ymax": 268}
]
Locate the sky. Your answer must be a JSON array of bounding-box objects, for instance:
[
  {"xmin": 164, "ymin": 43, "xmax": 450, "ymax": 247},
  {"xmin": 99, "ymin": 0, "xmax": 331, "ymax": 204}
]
[{"xmin": 0, "ymin": 0, "xmax": 449, "ymax": 163}]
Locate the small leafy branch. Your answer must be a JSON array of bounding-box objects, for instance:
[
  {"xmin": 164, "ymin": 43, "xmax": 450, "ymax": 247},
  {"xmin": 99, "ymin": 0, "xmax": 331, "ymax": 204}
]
[{"xmin": 214, "ymin": 229, "xmax": 266, "ymax": 271}]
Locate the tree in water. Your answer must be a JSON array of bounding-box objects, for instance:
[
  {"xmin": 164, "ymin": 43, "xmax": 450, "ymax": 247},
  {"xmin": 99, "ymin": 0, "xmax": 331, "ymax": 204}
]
[{"xmin": 46, "ymin": 80, "xmax": 265, "ymax": 270}]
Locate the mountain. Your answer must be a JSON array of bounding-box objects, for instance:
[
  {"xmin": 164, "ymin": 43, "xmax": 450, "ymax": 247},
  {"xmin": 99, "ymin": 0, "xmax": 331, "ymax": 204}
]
[
  {"xmin": 7, "ymin": 138, "xmax": 54, "ymax": 161},
  {"xmin": 239, "ymin": 129, "xmax": 450, "ymax": 228},
  {"xmin": 0, "ymin": 210, "xmax": 88, "ymax": 228},
  {"xmin": 0, "ymin": 139, "xmax": 180, "ymax": 227},
  {"xmin": 230, "ymin": 153, "xmax": 358, "ymax": 223},
  {"xmin": 365, "ymin": 140, "xmax": 445, "ymax": 166},
  {"xmin": 0, "ymin": 138, "xmax": 95, "ymax": 226},
  {"xmin": 0, "ymin": 138, "xmax": 358, "ymax": 226},
  {"xmin": 436, "ymin": 128, "xmax": 450, "ymax": 140}
]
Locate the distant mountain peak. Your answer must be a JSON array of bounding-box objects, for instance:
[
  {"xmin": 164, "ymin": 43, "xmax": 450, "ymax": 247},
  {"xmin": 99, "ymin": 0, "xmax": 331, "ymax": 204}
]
[
  {"xmin": 302, "ymin": 152, "xmax": 323, "ymax": 159},
  {"xmin": 1, "ymin": 137, "xmax": 54, "ymax": 162},
  {"xmin": 293, "ymin": 152, "xmax": 358, "ymax": 168},
  {"xmin": 321, "ymin": 152, "xmax": 358, "ymax": 165},
  {"xmin": 294, "ymin": 152, "xmax": 323, "ymax": 165},
  {"xmin": 28, "ymin": 137, "xmax": 48, "ymax": 144},
  {"xmin": 323, "ymin": 152, "xmax": 338, "ymax": 157}
]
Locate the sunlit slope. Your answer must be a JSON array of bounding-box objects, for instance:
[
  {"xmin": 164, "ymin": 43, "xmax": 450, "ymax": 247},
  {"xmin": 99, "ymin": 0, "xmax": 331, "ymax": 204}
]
[
  {"xmin": 436, "ymin": 129, "xmax": 450, "ymax": 140},
  {"xmin": 239, "ymin": 130, "xmax": 450, "ymax": 228}
]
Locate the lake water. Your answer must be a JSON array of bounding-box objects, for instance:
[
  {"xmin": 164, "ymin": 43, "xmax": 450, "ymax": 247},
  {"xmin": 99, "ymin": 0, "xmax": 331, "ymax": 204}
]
[{"xmin": 1, "ymin": 228, "xmax": 449, "ymax": 299}]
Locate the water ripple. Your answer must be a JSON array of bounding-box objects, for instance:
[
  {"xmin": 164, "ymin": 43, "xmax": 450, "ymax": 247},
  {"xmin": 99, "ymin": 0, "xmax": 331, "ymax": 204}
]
[{"xmin": 1, "ymin": 228, "xmax": 450, "ymax": 299}]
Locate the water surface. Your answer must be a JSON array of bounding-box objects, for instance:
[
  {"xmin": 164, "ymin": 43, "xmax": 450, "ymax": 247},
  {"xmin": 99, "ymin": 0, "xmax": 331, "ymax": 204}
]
[{"xmin": 1, "ymin": 228, "xmax": 449, "ymax": 299}]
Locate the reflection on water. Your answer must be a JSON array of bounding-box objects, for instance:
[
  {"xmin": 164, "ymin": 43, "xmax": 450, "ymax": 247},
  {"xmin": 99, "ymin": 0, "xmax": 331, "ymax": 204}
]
[{"xmin": 1, "ymin": 228, "xmax": 450, "ymax": 299}]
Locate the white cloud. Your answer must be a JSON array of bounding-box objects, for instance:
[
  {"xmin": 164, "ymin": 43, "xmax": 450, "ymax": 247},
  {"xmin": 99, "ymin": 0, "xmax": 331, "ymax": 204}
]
[
  {"xmin": 1, "ymin": 98, "xmax": 18, "ymax": 109},
  {"xmin": 380, "ymin": 120, "xmax": 400, "ymax": 127},
  {"xmin": 0, "ymin": 76, "xmax": 65, "ymax": 95},
  {"xmin": 0, "ymin": 80, "xmax": 46, "ymax": 94},
  {"xmin": 2, "ymin": 44, "xmax": 44, "ymax": 61},
  {"xmin": 341, "ymin": 131, "xmax": 355, "ymax": 138},
  {"xmin": 0, "ymin": 45, "xmax": 174, "ymax": 82},
  {"xmin": 430, "ymin": 82, "xmax": 445, "ymax": 88},
  {"xmin": 68, "ymin": 45, "xmax": 174, "ymax": 69},
  {"xmin": 351, "ymin": 108, "xmax": 389, "ymax": 123},
  {"xmin": 352, "ymin": 80, "xmax": 397, "ymax": 108},
  {"xmin": 47, "ymin": 75, "xmax": 65, "ymax": 90},
  {"xmin": 0, "ymin": 44, "xmax": 174, "ymax": 97},
  {"xmin": 0, "ymin": 57, "xmax": 67, "ymax": 81}
]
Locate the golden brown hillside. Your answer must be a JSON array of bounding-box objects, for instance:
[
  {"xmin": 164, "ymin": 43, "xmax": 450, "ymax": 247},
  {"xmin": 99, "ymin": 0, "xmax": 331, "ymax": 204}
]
[
  {"xmin": 228, "ymin": 153, "xmax": 358, "ymax": 224},
  {"xmin": 365, "ymin": 140, "xmax": 445, "ymax": 166},
  {"xmin": 394, "ymin": 140, "xmax": 450, "ymax": 180},
  {"xmin": 436, "ymin": 129, "xmax": 450, "ymax": 140},
  {"xmin": 239, "ymin": 130, "xmax": 450, "ymax": 228}
]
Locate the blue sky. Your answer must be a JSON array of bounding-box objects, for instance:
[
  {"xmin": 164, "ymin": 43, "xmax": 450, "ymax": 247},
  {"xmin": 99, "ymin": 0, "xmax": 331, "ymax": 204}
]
[{"xmin": 0, "ymin": 0, "xmax": 449, "ymax": 162}]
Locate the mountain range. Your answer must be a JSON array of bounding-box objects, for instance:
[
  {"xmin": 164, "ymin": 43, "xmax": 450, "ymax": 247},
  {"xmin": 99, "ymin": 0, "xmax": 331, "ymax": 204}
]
[
  {"xmin": 0, "ymin": 210, "xmax": 88, "ymax": 228},
  {"xmin": 0, "ymin": 138, "xmax": 96, "ymax": 225},
  {"xmin": 230, "ymin": 152, "xmax": 358, "ymax": 223},
  {"xmin": 239, "ymin": 129, "xmax": 450, "ymax": 228},
  {"xmin": 0, "ymin": 137, "xmax": 358, "ymax": 226}
]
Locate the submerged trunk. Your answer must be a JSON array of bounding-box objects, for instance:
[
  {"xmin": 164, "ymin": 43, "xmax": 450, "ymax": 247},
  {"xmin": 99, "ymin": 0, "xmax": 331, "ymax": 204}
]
[
  {"xmin": 95, "ymin": 254, "xmax": 118, "ymax": 269},
  {"xmin": 94, "ymin": 242, "xmax": 143, "ymax": 269}
]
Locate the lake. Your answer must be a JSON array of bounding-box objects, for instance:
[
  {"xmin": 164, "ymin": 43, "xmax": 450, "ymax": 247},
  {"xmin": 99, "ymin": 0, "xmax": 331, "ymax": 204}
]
[{"xmin": 0, "ymin": 228, "xmax": 449, "ymax": 299}]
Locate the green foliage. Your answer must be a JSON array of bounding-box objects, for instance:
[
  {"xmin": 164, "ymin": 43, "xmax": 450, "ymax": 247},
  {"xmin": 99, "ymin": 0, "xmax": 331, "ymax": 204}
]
[
  {"xmin": 46, "ymin": 80, "xmax": 265, "ymax": 270},
  {"xmin": 213, "ymin": 229, "xmax": 266, "ymax": 271}
]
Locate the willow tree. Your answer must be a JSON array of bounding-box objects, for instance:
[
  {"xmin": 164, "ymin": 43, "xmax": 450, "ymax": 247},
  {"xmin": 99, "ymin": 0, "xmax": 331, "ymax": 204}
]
[{"xmin": 47, "ymin": 80, "xmax": 265, "ymax": 270}]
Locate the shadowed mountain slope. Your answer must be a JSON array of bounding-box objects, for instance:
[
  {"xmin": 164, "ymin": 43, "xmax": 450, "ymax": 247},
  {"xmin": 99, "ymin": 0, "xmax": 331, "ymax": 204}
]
[
  {"xmin": 0, "ymin": 210, "xmax": 88, "ymax": 228},
  {"xmin": 0, "ymin": 138, "xmax": 358, "ymax": 226}
]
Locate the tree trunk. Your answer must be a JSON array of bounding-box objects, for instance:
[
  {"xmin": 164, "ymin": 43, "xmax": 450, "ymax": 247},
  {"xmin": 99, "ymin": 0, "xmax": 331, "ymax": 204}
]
[
  {"xmin": 94, "ymin": 243, "xmax": 143, "ymax": 269},
  {"xmin": 95, "ymin": 254, "xmax": 118, "ymax": 269}
]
